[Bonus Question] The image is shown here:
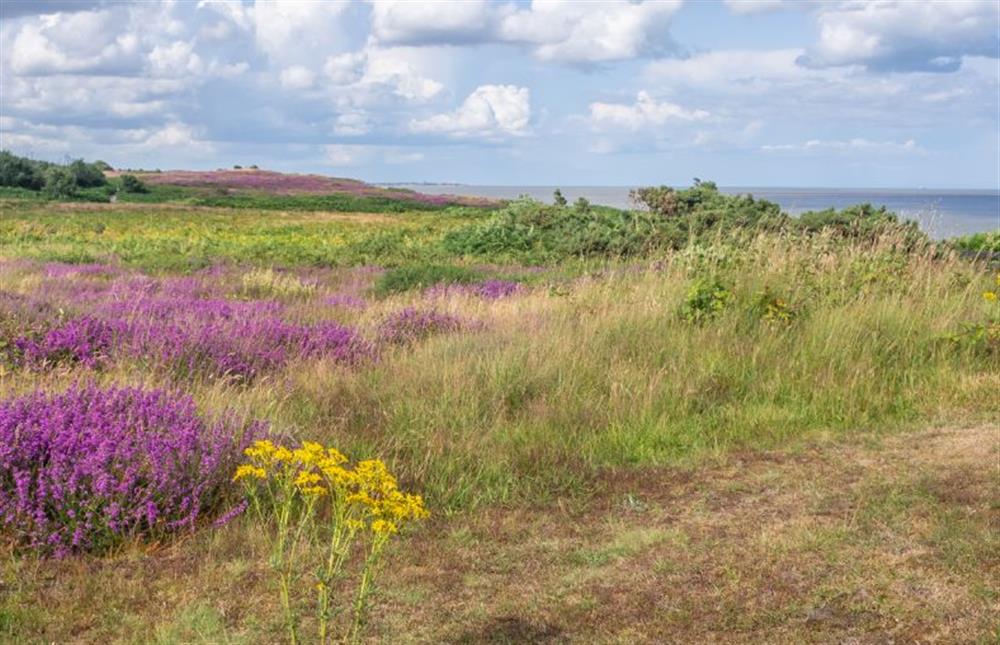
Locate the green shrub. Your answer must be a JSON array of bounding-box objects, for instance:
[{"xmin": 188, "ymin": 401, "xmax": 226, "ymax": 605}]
[
  {"xmin": 67, "ymin": 159, "xmax": 107, "ymax": 188},
  {"xmin": 0, "ymin": 151, "xmax": 46, "ymax": 190},
  {"xmin": 373, "ymin": 264, "xmax": 481, "ymax": 296},
  {"xmin": 680, "ymin": 277, "xmax": 730, "ymax": 324},
  {"xmin": 118, "ymin": 174, "xmax": 148, "ymax": 193},
  {"xmin": 42, "ymin": 167, "xmax": 77, "ymax": 198},
  {"xmin": 949, "ymin": 231, "xmax": 1000, "ymax": 254}
]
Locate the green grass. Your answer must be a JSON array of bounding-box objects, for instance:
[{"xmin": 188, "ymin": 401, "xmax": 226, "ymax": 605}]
[{"xmin": 0, "ymin": 197, "xmax": 996, "ymax": 643}]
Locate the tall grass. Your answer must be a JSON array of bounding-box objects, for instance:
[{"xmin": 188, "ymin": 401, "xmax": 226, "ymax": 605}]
[{"xmin": 2, "ymin": 230, "xmax": 994, "ymax": 511}]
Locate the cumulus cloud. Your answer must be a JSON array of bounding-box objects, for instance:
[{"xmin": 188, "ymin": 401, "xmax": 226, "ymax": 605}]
[
  {"xmin": 321, "ymin": 46, "xmax": 445, "ymax": 107},
  {"xmin": 588, "ymin": 91, "xmax": 709, "ymax": 131},
  {"xmin": 723, "ymin": 0, "xmax": 797, "ymax": 15},
  {"xmin": 369, "ymin": 0, "xmax": 683, "ymax": 64},
  {"xmin": 9, "ymin": 10, "xmax": 143, "ymax": 75},
  {"xmin": 410, "ymin": 85, "xmax": 531, "ymax": 139},
  {"xmin": 279, "ymin": 65, "xmax": 316, "ymax": 90},
  {"xmin": 799, "ymin": 1, "xmax": 1000, "ymax": 72}
]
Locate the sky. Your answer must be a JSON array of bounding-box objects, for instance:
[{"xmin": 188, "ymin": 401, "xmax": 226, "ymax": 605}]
[{"xmin": 0, "ymin": 0, "xmax": 998, "ymax": 188}]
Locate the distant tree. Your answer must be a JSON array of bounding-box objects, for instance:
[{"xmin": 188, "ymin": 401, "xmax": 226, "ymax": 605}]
[
  {"xmin": 119, "ymin": 174, "xmax": 148, "ymax": 193},
  {"xmin": 92, "ymin": 160, "xmax": 113, "ymax": 172},
  {"xmin": 42, "ymin": 166, "xmax": 77, "ymax": 198},
  {"xmin": 553, "ymin": 188, "xmax": 567, "ymax": 207},
  {"xmin": 68, "ymin": 159, "xmax": 107, "ymax": 188},
  {"xmin": 574, "ymin": 196, "xmax": 591, "ymax": 211},
  {"xmin": 249, "ymin": 164, "xmax": 259, "ymax": 169},
  {"xmin": 233, "ymin": 164, "xmax": 243, "ymax": 169},
  {"xmin": 0, "ymin": 150, "xmax": 45, "ymax": 190}
]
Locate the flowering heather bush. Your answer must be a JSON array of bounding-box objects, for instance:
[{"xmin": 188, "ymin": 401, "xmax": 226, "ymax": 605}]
[
  {"xmin": 14, "ymin": 316, "xmax": 123, "ymax": 369},
  {"xmin": 425, "ymin": 279, "xmax": 524, "ymax": 300},
  {"xmin": 0, "ymin": 385, "xmax": 265, "ymax": 556},
  {"xmin": 378, "ymin": 308, "xmax": 466, "ymax": 345},
  {"xmin": 324, "ymin": 293, "xmax": 368, "ymax": 309},
  {"xmin": 137, "ymin": 169, "xmax": 494, "ymax": 206},
  {"xmin": 118, "ymin": 302, "xmax": 375, "ymax": 381}
]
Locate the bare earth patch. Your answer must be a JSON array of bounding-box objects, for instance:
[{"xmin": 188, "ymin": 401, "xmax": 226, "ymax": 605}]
[
  {"xmin": 376, "ymin": 425, "xmax": 999, "ymax": 643},
  {"xmin": 4, "ymin": 426, "xmax": 997, "ymax": 643}
]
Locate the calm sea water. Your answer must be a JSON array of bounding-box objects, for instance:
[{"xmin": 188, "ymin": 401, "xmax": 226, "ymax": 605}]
[{"xmin": 393, "ymin": 185, "xmax": 999, "ymax": 239}]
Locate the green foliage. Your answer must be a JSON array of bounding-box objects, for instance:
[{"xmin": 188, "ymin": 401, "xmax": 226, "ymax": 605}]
[
  {"xmin": 750, "ymin": 287, "xmax": 799, "ymax": 326},
  {"xmin": 373, "ymin": 264, "xmax": 481, "ymax": 296},
  {"xmin": 797, "ymin": 203, "xmax": 925, "ymax": 247},
  {"xmin": 42, "ymin": 167, "xmax": 78, "ymax": 198},
  {"xmin": 118, "ymin": 174, "xmax": 149, "ymax": 193},
  {"xmin": 679, "ymin": 277, "xmax": 730, "ymax": 324},
  {"xmin": 949, "ymin": 230, "xmax": 1000, "ymax": 253},
  {"xmin": 189, "ymin": 192, "xmax": 453, "ymax": 213},
  {"xmin": 553, "ymin": 188, "xmax": 567, "ymax": 206},
  {"xmin": 442, "ymin": 198, "xmax": 677, "ymax": 262},
  {"xmin": 67, "ymin": 159, "xmax": 107, "ymax": 188},
  {"xmin": 0, "ymin": 150, "xmax": 46, "ymax": 190},
  {"xmin": 0, "ymin": 151, "xmax": 107, "ymax": 197}
]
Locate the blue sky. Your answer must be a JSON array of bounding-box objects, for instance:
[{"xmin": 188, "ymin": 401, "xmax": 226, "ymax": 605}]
[{"xmin": 1, "ymin": 0, "xmax": 997, "ymax": 188}]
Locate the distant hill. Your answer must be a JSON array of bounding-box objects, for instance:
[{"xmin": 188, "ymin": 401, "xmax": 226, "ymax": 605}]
[{"xmin": 111, "ymin": 168, "xmax": 496, "ymax": 208}]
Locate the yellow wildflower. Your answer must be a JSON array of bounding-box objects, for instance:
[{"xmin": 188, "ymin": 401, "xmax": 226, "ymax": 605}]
[
  {"xmin": 371, "ymin": 519, "xmax": 398, "ymax": 536},
  {"xmin": 233, "ymin": 464, "xmax": 267, "ymax": 482},
  {"xmin": 984, "ymin": 291, "xmax": 998, "ymax": 302}
]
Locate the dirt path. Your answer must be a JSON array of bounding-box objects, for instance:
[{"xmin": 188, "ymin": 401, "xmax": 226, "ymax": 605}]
[{"xmin": 379, "ymin": 426, "xmax": 999, "ymax": 643}]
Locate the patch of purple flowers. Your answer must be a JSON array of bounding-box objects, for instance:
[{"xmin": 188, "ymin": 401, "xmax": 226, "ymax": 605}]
[
  {"xmin": 0, "ymin": 385, "xmax": 265, "ymax": 556},
  {"xmin": 425, "ymin": 279, "xmax": 525, "ymax": 300},
  {"xmin": 14, "ymin": 316, "xmax": 123, "ymax": 369},
  {"xmin": 324, "ymin": 294, "xmax": 368, "ymax": 309},
  {"xmin": 378, "ymin": 308, "xmax": 466, "ymax": 345}
]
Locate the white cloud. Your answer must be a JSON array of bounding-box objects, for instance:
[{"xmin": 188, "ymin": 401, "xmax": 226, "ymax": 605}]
[
  {"xmin": 369, "ymin": 0, "xmax": 683, "ymax": 64},
  {"xmin": 499, "ymin": 0, "xmax": 682, "ymax": 63},
  {"xmin": 9, "ymin": 11, "xmax": 143, "ymax": 75},
  {"xmin": 333, "ymin": 113, "xmax": 371, "ymax": 136},
  {"xmin": 149, "ymin": 41, "xmax": 204, "ymax": 77},
  {"xmin": 279, "ymin": 65, "xmax": 316, "ymax": 90},
  {"xmin": 723, "ymin": 0, "xmax": 796, "ymax": 15},
  {"xmin": 325, "ymin": 144, "xmax": 372, "ymax": 166},
  {"xmin": 410, "ymin": 84, "xmax": 531, "ymax": 139},
  {"xmin": 370, "ymin": 0, "xmax": 498, "ymax": 46},
  {"xmin": 800, "ymin": 1, "xmax": 999, "ymax": 72},
  {"xmin": 588, "ymin": 91, "xmax": 709, "ymax": 131},
  {"xmin": 761, "ymin": 137, "xmax": 920, "ymax": 154},
  {"xmin": 323, "ymin": 47, "xmax": 444, "ymax": 105},
  {"xmin": 384, "ymin": 149, "xmax": 425, "ymax": 164},
  {"xmin": 138, "ymin": 122, "xmax": 213, "ymax": 151},
  {"xmin": 251, "ymin": 1, "xmax": 352, "ymax": 63}
]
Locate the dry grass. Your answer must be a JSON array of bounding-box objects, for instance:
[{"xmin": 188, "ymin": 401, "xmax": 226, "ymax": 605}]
[{"xmin": 3, "ymin": 425, "xmax": 995, "ymax": 643}]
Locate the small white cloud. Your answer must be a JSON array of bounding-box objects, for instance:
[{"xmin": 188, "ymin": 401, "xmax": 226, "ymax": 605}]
[
  {"xmin": 279, "ymin": 65, "xmax": 316, "ymax": 90},
  {"xmin": 761, "ymin": 138, "xmax": 920, "ymax": 154},
  {"xmin": 333, "ymin": 113, "xmax": 371, "ymax": 136},
  {"xmin": 149, "ymin": 41, "xmax": 204, "ymax": 77},
  {"xmin": 384, "ymin": 149, "xmax": 425, "ymax": 164},
  {"xmin": 723, "ymin": 0, "xmax": 794, "ymax": 15},
  {"xmin": 588, "ymin": 91, "xmax": 709, "ymax": 131},
  {"xmin": 137, "ymin": 122, "xmax": 214, "ymax": 152},
  {"xmin": 324, "ymin": 144, "xmax": 373, "ymax": 166},
  {"xmin": 410, "ymin": 84, "xmax": 531, "ymax": 139}
]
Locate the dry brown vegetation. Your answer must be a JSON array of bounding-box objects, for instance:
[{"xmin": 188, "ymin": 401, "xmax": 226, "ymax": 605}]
[{"xmin": 5, "ymin": 424, "xmax": 996, "ymax": 643}]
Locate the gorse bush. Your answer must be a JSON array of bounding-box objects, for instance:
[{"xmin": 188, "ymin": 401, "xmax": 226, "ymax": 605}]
[
  {"xmin": 0, "ymin": 385, "xmax": 264, "ymax": 556},
  {"xmin": 233, "ymin": 439, "xmax": 428, "ymax": 644}
]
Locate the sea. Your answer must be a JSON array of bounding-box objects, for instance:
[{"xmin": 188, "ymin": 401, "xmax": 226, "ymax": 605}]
[{"xmin": 391, "ymin": 185, "xmax": 999, "ymax": 239}]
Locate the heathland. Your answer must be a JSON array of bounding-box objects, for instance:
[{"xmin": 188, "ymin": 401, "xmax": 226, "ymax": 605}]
[{"xmin": 0, "ymin": 158, "xmax": 997, "ymax": 643}]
